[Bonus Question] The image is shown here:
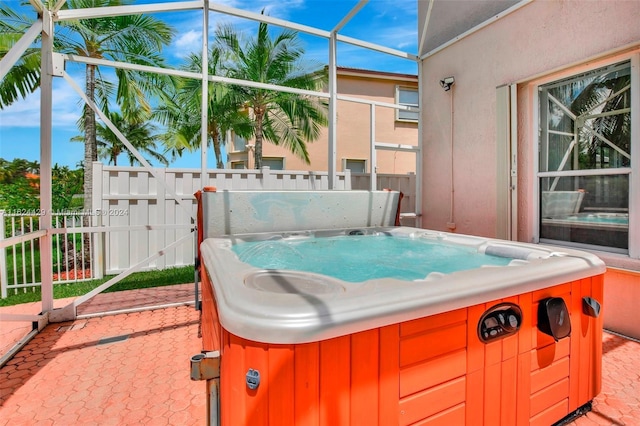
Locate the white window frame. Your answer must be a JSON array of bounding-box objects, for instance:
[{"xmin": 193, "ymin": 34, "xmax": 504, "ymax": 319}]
[
  {"xmin": 395, "ymin": 85, "xmax": 419, "ymax": 122},
  {"xmin": 532, "ymin": 53, "xmax": 639, "ymax": 259}
]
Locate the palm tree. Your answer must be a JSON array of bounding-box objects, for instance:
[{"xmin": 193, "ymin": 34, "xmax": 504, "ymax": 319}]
[
  {"xmin": 73, "ymin": 109, "xmax": 169, "ymax": 167},
  {"xmin": 0, "ymin": 0, "xmax": 174, "ymax": 211},
  {"xmin": 215, "ymin": 19, "xmax": 328, "ymax": 169},
  {"xmin": 158, "ymin": 47, "xmax": 252, "ymax": 169},
  {"xmin": 0, "ymin": 5, "xmax": 41, "ymax": 108},
  {"xmin": 0, "ymin": 158, "xmax": 39, "ymax": 183}
]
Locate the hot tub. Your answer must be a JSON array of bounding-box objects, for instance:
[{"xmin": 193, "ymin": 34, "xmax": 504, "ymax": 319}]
[{"xmin": 195, "ymin": 189, "xmax": 605, "ymax": 426}]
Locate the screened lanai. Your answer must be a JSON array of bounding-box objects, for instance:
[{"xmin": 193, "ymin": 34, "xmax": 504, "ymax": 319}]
[
  {"xmin": 0, "ymin": 0, "xmax": 421, "ymax": 359},
  {"xmin": 0, "ymin": 0, "xmax": 535, "ymax": 359}
]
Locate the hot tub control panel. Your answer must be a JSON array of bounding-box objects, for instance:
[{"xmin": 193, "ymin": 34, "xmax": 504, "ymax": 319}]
[{"xmin": 478, "ymin": 303, "xmax": 522, "ymax": 343}]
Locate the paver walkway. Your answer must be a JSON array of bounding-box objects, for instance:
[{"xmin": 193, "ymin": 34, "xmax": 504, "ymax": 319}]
[
  {"xmin": 1, "ymin": 305, "xmax": 205, "ymax": 425},
  {"xmin": 0, "ymin": 283, "xmax": 194, "ymax": 355}
]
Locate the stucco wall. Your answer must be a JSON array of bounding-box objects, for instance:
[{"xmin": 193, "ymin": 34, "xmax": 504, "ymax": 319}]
[
  {"xmin": 419, "ymin": 0, "xmax": 640, "ymax": 237},
  {"xmin": 247, "ymin": 72, "xmax": 419, "ymax": 174}
]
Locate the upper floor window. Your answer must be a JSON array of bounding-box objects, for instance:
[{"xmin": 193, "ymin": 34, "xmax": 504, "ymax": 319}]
[
  {"xmin": 343, "ymin": 159, "xmax": 367, "ymax": 173},
  {"xmin": 262, "ymin": 157, "xmax": 284, "ymax": 170},
  {"xmin": 537, "ymin": 60, "xmax": 632, "ymax": 253},
  {"xmin": 396, "ymin": 86, "xmax": 419, "ymax": 122},
  {"xmin": 233, "ymin": 134, "xmax": 247, "ymax": 152}
]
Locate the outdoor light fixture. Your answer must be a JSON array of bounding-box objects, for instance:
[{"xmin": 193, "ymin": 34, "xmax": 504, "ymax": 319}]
[{"xmin": 440, "ymin": 76, "xmax": 455, "ymax": 91}]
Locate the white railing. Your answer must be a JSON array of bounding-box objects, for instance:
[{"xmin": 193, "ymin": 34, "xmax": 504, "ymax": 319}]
[{"xmin": 0, "ymin": 211, "xmax": 97, "ymax": 297}]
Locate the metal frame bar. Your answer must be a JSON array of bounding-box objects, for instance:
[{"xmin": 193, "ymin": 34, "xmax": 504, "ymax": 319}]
[
  {"xmin": 629, "ymin": 54, "xmax": 640, "ymax": 258},
  {"xmin": 420, "ymin": 0, "xmax": 533, "ymax": 60},
  {"xmin": 72, "ymin": 232, "xmax": 194, "ymax": 307},
  {"xmin": 61, "ymin": 70, "xmax": 196, "ymax": 219},
  {"xmin": 0, "ymin": 20, "xmax": 42, "ymax": 81},
  {"xmin": 538, "ymin": 168, "xmax": 632, "ymax": 178},
  {"xmin": 200, "ymin": 0, "xmax": 210, "ymax": 187},
  {"xmin": 55, "ymin": 1, "xmax": 203, "ymax": 20}
]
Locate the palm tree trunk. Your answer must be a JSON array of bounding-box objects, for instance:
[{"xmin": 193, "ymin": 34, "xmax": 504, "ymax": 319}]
[
  {"xmin": 210, "ymin": 127, "xmax": 224, "ymax": 169},
  {"xmin": 83, "ymin": 64, "xmax": 97, "ymax": 213},
  {"xmin": 254, "ymin": 112, "xmax": 264, "ymax": 169},
  {"xmin": 81, "ymin": 64, "xmax": 98, "ymax": 276}
]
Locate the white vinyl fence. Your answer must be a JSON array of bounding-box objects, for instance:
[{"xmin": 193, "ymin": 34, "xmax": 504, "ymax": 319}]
[
  {"xmin": 93, "ymin": 164, "xmax": 352, "ymax": 275},
  {"xmin": 351, "ymin": 172, "xmax": 417, "ymax": 226}
]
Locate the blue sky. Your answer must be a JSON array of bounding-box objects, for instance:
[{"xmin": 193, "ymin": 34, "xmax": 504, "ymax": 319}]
[{"xmin": 0, "ymin": 0, "xmax": 418, "ymax": 169}]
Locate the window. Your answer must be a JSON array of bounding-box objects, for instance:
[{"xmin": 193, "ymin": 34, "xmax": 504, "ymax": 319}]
[
  {"xmin": 537, "ymin": 60, "xmax": 632, "ymax": 253},
  {"xmin": 396, "ymin": 86, "xmax": 419, "ymax": 122},
  {"xmin": 262, "ymin": 157, "xmax": 284, "ymax": 170},
  {"xmin": 344, "ymin": 159, "xmax": 366, "ymax": 173},
  {"xmin": 230, "ymin": 161, "xmax": 245, "ymax": 169},
  {"xmin": 233, "ymin": 134, "xmax": 247, "ymax": 152}
]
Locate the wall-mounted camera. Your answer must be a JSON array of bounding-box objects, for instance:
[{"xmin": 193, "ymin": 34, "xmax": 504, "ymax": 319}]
[{"xmin": 440, "ymin": 76, "xmax": 455, "ymax": 91}]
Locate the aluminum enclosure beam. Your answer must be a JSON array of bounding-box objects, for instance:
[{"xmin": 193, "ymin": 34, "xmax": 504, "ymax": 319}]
[{"xmin": 0, "ymin": 21, "xmax": 41, "ymax": 81}]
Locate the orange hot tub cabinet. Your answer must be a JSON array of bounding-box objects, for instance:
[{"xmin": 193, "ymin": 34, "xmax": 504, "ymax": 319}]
[{"xmin": 200, "ymin": 269, "xmax": 604, "ymax": 426}]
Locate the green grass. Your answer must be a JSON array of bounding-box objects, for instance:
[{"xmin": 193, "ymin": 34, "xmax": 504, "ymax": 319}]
[
  {"xmin": 5, "ymin": 242, "xmax": 42, "ymax": 284},
  {"xmin": 0, "ymin": 265, "xmax": 195, "ymax": 307}
]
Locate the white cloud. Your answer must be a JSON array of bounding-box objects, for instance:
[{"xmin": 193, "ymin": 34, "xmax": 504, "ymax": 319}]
[{"xmin": 0, "ymin": 74, "xmax": 83, "ymax": 130}]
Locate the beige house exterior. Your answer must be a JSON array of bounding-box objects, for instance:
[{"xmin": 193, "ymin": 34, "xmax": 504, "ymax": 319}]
[
  {"xmin": 418, "ymin": 0, "xmax": 640, "ymax": 338},
  {"xmin": 226, "ymin": 67, "xmax": 418, "ymax": 174}
]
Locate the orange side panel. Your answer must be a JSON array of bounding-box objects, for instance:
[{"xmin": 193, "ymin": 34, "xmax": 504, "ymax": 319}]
[
  {"xmin": 530, "ymin": 377, "xmax": 570, "ymax": 417},
  {"xmin": 516, "ymin": 353, "xmax": 532, "ymax": 426},
  {"xmin": 465, "ymin": 369, "xmax": 483, "ymax": 425},
  {"xmin": 243, "ymin": 338, "xmax": 270, "ymax": 426},
  {"xmin": 485, "ymin": 338, "xmax": 503, "ymax": 368},
  {"xmin": 591, "ymin": 274, "xmax": 604, "ymax": 399},
  {"xmin": 208, "ymin": 276, "xmax": 603, "ymax": 426},
  {"xmin": 400, "ymin": 308, "xmax": 467, "ymax": 336},
  {"xmin": 319, "ymin": 336, "xmax": 350, "ymax": 426},
  {"xmin": 200, "ymin": 269, "xmax": 220, "ymax": 352},
  {"xmin": 531, "ymin": 338, "xmax": 570, "ymax": 371},
  {"xmin": 294, "ymin": 343, "xmax": 320, "ymax": 426},
  {"xmin": 412, "ymin": 403, "xmax": 465, "ymax": 426},
  {"xmin": 517, "ymin": 293, "xmax": 533, "ymax": 354},
  {"xmin": 399, "ymin": 322, "xmax": 467, "ymax": 367},
  {"xmin": 500, "ymin": 356, "xmax": 518, "ymax": 425},
  {"xmin": 221, "ymin": 332, "xmax": 247, "ymax": 426},
  {"xmin": 579, "ymin": 278, "xmax": 592, "ymax": 406},
  {"xmin": 268, "ymin": 345, "xmax": 295, "ymax": 426},
  {"xmin": 400, "ymin": 349, "xmax": 466, "ymax": 397},
  {"xmin": 529, "ymin": 399, "xmax": 569, "ymax": 426},
  {"xmin": 378, "ymin": 325, "xmax": 400, "ymax": 425},
  {"xmin": 483, "ymin": 362, "xmax": 501, "ymax": 425},
  {"xmin": 350, "ymin": 329, "xmax": 380, "ymax": 425},
  {"xmin": 530, "ymin": 357, "xmax": 570, "ymax": 395},
  {"xmin": 570, "ymin": 278, "xmax": 587, "ymax": 410},
  {"xmin": 398, "ymin": 377, "xmax": 466, "ymax": 426},
  {"xmin": 532, "ymin": 283, "xmax": 572, "ymax": 303}
]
